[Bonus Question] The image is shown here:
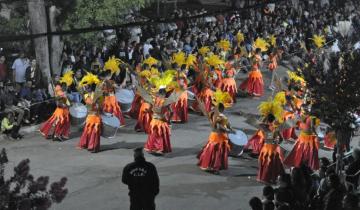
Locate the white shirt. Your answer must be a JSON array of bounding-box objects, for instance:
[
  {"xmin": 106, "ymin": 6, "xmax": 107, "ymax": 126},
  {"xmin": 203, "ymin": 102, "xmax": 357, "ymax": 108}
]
[
  {"xmin": 12, "ymin": 58, "xmax": 29, "ymax": 83},
  {"xmin": 143, "ymin": 43, "xmax": 153, "ymax": 57}
]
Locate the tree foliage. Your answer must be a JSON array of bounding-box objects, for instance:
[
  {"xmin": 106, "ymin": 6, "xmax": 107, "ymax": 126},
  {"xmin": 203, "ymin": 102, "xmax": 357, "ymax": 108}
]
[{"xmin": 0, "ymin": 148, "xmax": 68, "ymax": 210}]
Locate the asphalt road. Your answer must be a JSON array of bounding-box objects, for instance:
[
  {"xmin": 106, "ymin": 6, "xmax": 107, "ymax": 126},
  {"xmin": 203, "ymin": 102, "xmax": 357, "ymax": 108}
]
[{"xmin": 1, "ymin": 65, "xmax": 358, "ymax": 210}]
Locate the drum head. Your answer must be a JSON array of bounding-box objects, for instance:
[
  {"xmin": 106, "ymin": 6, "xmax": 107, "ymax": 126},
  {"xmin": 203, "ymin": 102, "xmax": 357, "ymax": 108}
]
[
  {"xmin": 101, "ymin": 114, "xmax": 121, "ymax": 128},
  {"xmin": 187, "ymin": 90, "xmax": 196, "ymax": 100},
  {"xmin": 70, "ymin": 103, "xmax": 88, "ymax": 118},
  {"xmin": 116, "ymin": 89, "xmax": 135, "ymax": 104},
  {"xmin": 229, "ymin": 130, "xmax": 248, "ymax": 146}
]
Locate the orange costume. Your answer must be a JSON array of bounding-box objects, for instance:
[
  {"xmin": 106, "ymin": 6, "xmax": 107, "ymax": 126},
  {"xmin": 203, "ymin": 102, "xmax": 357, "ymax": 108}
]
[
  {"xmin": 135, "ymin": 101, "xmax": 152, "ymax": 133},
  {"xmin": 78, "ymin": 92, "xmax": 102, "ymax": 153},
  {"xmin": 198, "ymin": 111, "xmax": 231, "ymax": 172},
  {"xmin": 40, "ymin": 85, "xmax": 70, "ymax": 139},
  {"xmin": 268, "ymin": 53, "xmax": 278, "ymax": 72},
  {"xmin": 284, "ymin": 115, "xmax": 320, "ymax": 170},
  {"xmin": 257, "ymin": 128, "xmax": 285, "ymax": 184},
  {"xmin": 102, "ymin": 79, "xmax": 125, "ymax": 125},
  {"xmin": 220, "ymin": 63, "xmax": 237, "ymax": 101},
  {"xmin": 245, "ymin": 122, "xmax": 274, "ymax": 155},
  {"xmin": 171, "ymin": 72, "xmax": 188, "ymax": 123},
  {"xmin": 239, "ymin": 54, "xmax": 264, "ymax": 96}
]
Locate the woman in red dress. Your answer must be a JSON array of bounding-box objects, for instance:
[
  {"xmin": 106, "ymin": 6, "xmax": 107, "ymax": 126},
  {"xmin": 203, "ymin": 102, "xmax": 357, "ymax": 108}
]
[
  {"xmin": 284, "ymin": 114, "xmax": 320, "ymax": 170},
  {"xmin": 220, "ymin": 57, "xmax": 237, "ymax": 102},
  {"xmin": 171, "ymin": 67, "xmax": 188, "ymax": 123},
  {"xmin": 40, "ymin": 83, "xmax": 70, "ymax": 141},
  {"xmin": 239, "ymin": 48, "xmax": 264, "ymax": 96},
  {"xmin": 257, "ymin": 114, "xmax": 285, "ymax": 184}
]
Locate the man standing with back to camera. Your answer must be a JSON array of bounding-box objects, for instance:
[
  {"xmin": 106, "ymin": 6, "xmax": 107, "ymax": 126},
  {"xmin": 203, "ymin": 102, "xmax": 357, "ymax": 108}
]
[{"xmin": 122, "ymin": 147, "xmax": 159, "ymax": 210}]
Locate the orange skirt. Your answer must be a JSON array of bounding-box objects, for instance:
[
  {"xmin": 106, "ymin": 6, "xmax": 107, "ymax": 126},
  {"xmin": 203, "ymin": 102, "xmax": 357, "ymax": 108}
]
[
  {"xmin": 257, "ymin": 143, "xmax": 284, "ymax": 184},
  {"xmin": 78, "ymin": 114, "xmax": 102, "ymax": 152},
  {"xmin": 144, "ymin": 119, "xmax": 171, "ymax": 154},
  {"xmin": 239, "ymin": 70, "xmax": 264, "ymax": 96},
  {"xmin": 103, "ymin": 95, "xmax": 125, "ymax": 125},
  {"xmin": 40, "ymin": 107, "xmax": 70, "ymax": 138},
  {"xmin": 198, "ymin": 132, "xmax": 230, "ymax": 171},
  {"xmin": 171, "ymin": 91, "xmax": 188, "ymax": 123},
  {"xmin": 244, "ymin": 130, "xmax": 265, "ymax": 155},
  {"xmin": 221, "ymin": 78, "xmax": 237, "ymax": 100},
  {"xmin": 284, "ymin": 132, "xmax": 320, "ymax": 170},
  {"xmin": 135, "ymin": 102, "xmax": 152, "ymax": 133}
]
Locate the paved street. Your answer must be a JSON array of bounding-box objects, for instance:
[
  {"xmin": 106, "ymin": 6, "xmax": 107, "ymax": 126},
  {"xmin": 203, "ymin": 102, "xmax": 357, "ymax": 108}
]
[{"xmin": 0, "ymin": 65, "xmax": 356, "ymax": 210}]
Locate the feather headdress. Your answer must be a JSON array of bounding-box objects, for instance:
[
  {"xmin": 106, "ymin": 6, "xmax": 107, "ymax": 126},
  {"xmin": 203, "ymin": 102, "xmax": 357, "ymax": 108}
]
[
  {"xmin": 148, "ymin": 73, "xmax": 175, "ymax": 91},
  {"xmin": 236, "ymin": 32, "xmax": 245, "ymax": 43},
  {"xmin": 205, "ymin": 54, "xmax": 225, "ymax": 67},
  {"xmin": 139, "ymin": 70, "xmax": 152, "ymax": 78},
  {"xmin": 104, "ymin": 56, "xmax": 121, "ymax": 75},
  {"xmin": 287, "ymin": 71, "xmax": 305, "ymax": 86},
  {"xmin": 79, "ymin": 72, "xmax": 100, "ymax": 87},
  {"xmin": 217, "ymin": 39, "xmax": 231, "ymax": 51},
  {"xmin": 274, "ymin": 91, "xmax": 286, "ymax": 106},
  {"xmin": 172, "ymin": 51, "xmax": 186, "ymax": 66},
  {"xmin": 59, "ymin": 71, "xmax": 74, "ymax": 87},
  {"xmin": 143, "ymin": 56, "xmax": 159, "ymax": 66},
  {"xmin": 254, "ymin": 38, "xmax": 270, "ymax": 52},
  {"xmin": 198, "ymin": 46, "xmax": 210, "ymax": 56},
  {"xmin": 186, "ymin": 54, "xmax": 197, "ymax": 67},
  {"xmin": 269, "ymin": 35, "xmax": 276, "ymax": 46},
  {"xmin": 258, "ymin": 100, "xmax": 283, "ymax": 122},
  {"xmin": 212, "ymin": 89, "xmax": 233, "ymax": 108},
  {"xmin": 311, "ymin": 34, "xmax": 326, "ymax": 48}
]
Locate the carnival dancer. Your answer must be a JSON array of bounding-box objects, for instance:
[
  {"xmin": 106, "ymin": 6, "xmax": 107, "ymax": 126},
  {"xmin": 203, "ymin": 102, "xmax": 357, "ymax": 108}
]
[
  {"xmin": 101, "ymin": 56, "xmax": 126, "ymax": 126},
  {"xmin": 77, "ymin": 73, "xmax": 102, "ymax": 153},
  {"xmin": 137, "ymin": 72, "xmax": 182, "ymax": 155},
  {"xmin": 257, "ymin": 114, "xmax": 285, "ymax": 184},
  {"xmin": 244, "ymin": 99, "xmax": 283, "ymax": 156},
  {"xmin": 239, "ymin": 48, "xmax": 264, "ymax": 97},
  {"xmin": 268, "ymin": 48, "xmax": 279, "ymax": 90},
  {"xmin": 40, "ymin": 72, "xmax": 72, "ymax": 141},
  {"xmin": 284, "ymin": 113, "xmax": 320, "ymax": 170},
  {"xmin": 197, "ymin": 90, "xmax": 234, "ymax": 174},
  {"xmin": 220, "ymin": 56, "xmax": 238, "ymax": 102}
]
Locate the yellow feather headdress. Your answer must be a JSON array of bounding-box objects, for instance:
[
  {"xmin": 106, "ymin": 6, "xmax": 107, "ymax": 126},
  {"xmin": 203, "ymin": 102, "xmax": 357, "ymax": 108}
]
[
  {"xmin": 269, "ymin": 35, "xmax": 276, "ymax": 46},
  {"xmin": 139, "ymin": 70, "xmax": 152, "ymax": 78},
  {"xmin": 148, "ymin": 73, "xmax": 175, "ymax": 91},
  {"xmin": 79, "ymin": 72, "xmax": 100, "ymax": 87},
  {"xmin": 172, "ymin": 51, "xmax": 186, "ymax": 66},
  {"xmin": 274, "ymin": 91, "xmax": 286, "ymax": 106},
  {"xmin": 217, "ymin": 39, "xmax": 231, "ymax": 51},
  {"xmin": 143, "ymin": 56, "xmax": 159, "ymax": 67},
  {"xmin": 212, "ymin": 89, "xmax": 233, "ymax": 108},
  {"xmin": 236, "ymin": 32, "xmax": 245, "ymax": 43},
  {"xmin": 198, "ymin": 46, "xmax": 210, "ymax": 56},
  {"xmin": 311, "ymin": 34, "xmax": 326, "ymax": 48},
  {"xmin": 104, "ymin": 56, "xmax": 121, "ymax": 75},
  {"xmin": 258, "ymin": 100, "xmax": 283, "ymax": 122},
  {"xmin": 59, "ymin": 71, "xmax": 74, "ymax": 87},
  {"xmin": 186, "ymin": 54, "xmax": 197, "ymax": 67},
  {"xmin": 254, "ymin": 37, "xmax": 270, "ymax": 52},
  {"xmin": 287, "ymin": 71, "xmax": 305, "ymax": 86},
  {"xmin": 205, "ymin": 54, "xmax": 225, "ymax": 67},
  {"xmin": 150, "ymin": 67, "xmax": 160, "ymax": 76}
]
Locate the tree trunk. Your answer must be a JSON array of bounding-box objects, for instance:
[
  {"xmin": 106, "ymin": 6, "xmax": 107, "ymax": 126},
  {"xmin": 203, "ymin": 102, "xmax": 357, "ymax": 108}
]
[
  {"xmin": 49, "ymin": 5, "xmax": 63, "ymax": 76},
  {"xmin": 27, "ymin": 0, "xmax": 51, "ymax": 85}
]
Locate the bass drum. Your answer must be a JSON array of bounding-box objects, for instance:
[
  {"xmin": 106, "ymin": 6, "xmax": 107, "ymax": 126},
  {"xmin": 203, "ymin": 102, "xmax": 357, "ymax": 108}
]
[
  {"xmin": 316, "ymin": 122, "xmax": 330, "ymax": 140},
  {"xmin": 101, "ymin": 113, "xmax": 121, "ymax": 138},
  {"xmin": 69, "ymin": 103, "xmax": 88, "ymax": 126},
  {"xmin": 116, "ymin": 89, "xmax": 135, "ymax": 113},
  {"xmin": 228, "ymin": 129, "xmax": 248, "ymax": 157}
]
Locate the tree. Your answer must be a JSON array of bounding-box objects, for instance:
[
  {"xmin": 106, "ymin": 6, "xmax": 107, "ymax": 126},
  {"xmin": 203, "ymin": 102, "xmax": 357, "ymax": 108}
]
[
  {"xmin": 0, "ymin": 148, "xmax": 68, "ymax": 209},
  {"xmin": 303, "ymin": 48, "xmax": 360, "ymax": 173}
]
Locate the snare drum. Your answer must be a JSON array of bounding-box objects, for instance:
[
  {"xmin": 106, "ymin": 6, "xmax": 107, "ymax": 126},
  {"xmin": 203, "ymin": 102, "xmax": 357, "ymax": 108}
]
[
  {"xmin": 116, "ymin": 89, "xmax": 135, "ymax": 112},
  {"xmin": 69, "ymin": 103, "xmax": 88, "ymax": 126},
  {"xmin": 101, "ymin": 113, "xmax": 121, "ymax": 138},
  {"xmin": 228, "ymin": 130, "xmax": 248, "ymax": 157}
]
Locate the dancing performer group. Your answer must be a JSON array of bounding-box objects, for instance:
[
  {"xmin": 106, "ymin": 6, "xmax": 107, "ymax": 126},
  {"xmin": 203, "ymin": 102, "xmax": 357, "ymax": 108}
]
[{"xmin": 38, "ymin": 33, "xmax": 325, "ymax": 184}]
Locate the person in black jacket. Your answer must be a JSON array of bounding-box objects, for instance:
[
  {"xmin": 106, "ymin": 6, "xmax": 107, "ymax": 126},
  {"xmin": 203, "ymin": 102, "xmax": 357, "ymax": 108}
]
[{"xmin": 122, "ymin": 147, "xmax": 159, "ymax": 210}]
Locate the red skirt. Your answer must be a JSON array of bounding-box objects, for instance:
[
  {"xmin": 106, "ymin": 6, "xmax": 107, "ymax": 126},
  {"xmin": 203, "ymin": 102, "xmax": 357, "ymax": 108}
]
[
  {"xmin": 257, "ymin": 143, "xmax": 284, "ymax": 184},
  {"xmin": 128, "ymin": 94, "xmax": 142, "ymax": 119},
  {"xmin": 282, "ymin": 128, "xmax": 298, "ymax": 141},
  {"xmin": 221, "ymin": 78, "xmax": 237, "ymax": 101},
  {"xmin": 144, "ymin": 119, "xmax": 171, "ymax": 154},
  {"xmin": 239, "ymin": 70, "xmax": 264, "ymax": 96},
  {"xmin": 171, "ymin": 91, "xmax": 188, "ymax": 123},
  {"xmin": 284, "ymin": 132, "xmax": 320, "ymax": 170},
  {"xmin": 103, "ymin": 95, "xmax": 125, "ymax": 125},
  {"xmin": 198, "ymin": 132, "xmax": 230, "ymax": 171},
  {"xmin": 78, "ymin": 114, "xmax": 101, "ymax": 152},
  {"xmin": 323, "ymin": 132, "xmax": 336, "ymax": 149},
  {"xmin": 244, "ymin": 130, "xmax": 265, "ymax": 155},
  {"xmin": 135, "ymin": 102, "xmax": 152, "ymax": 133},
  {"xmin": 40, "ymin": 107, "xmax": 70, "ymax": 139}
]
